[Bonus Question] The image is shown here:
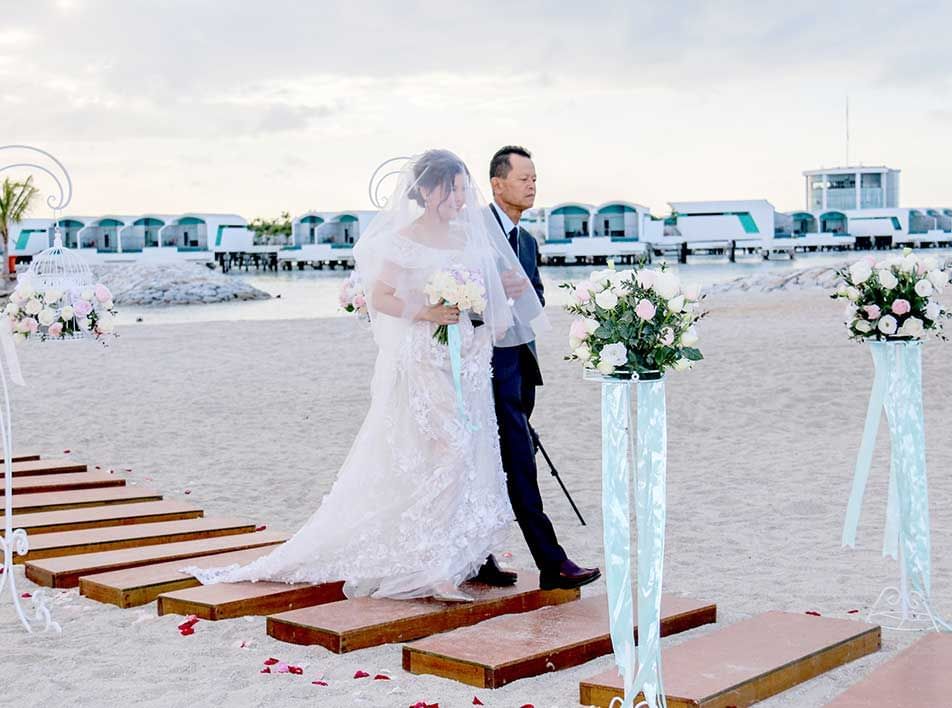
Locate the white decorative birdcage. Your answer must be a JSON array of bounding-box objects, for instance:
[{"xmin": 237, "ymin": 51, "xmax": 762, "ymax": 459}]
[{"xmin": 23, "ymin": 233, "xmax": 94, "ymax": 292}]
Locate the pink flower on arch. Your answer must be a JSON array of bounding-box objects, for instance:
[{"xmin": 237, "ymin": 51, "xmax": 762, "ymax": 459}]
[
  {"xmin": 891, "ymin": 299, "xmax": 911, "ymax": 316},
  {"xmin": 863, "ymin": 304, "xmax": 881, "ymax": 320}
]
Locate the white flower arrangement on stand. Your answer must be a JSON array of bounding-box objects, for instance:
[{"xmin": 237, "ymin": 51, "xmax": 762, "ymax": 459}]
[
  {"xmin": 561, "ymin": 263, "xmax": 705, "ymax": 377},
  {"xmin": 6, "ymin": 281, "xmax": 117, "ymax": 344}
]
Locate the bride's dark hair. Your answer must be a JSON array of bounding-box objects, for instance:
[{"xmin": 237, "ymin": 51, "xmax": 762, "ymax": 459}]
[{"xmin": 407, "ymin": 149, "xmax": 469, "ymax": 208}]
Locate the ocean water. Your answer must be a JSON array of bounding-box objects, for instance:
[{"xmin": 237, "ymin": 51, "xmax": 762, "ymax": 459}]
[{"xmin": 114, "ymin": 250, "xmax": 949, "ymax": 326}]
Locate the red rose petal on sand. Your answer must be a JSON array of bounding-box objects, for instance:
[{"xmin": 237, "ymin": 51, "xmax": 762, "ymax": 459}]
[
  {"xmin": 260, "ymin": 667, "xmax": 271, "ymax": 674},
  {"xmin": 255, "ymin": 525, "xmax": 267, "ymax": 532},
  {"xmin": 177, "ymin": 616, "xmax": 199, "ymax": 630},
  {"xmin": 847, "ymin": 609, "xmax": 860, "ymax": 614},
  {"xmin": 409, "ymin": 703, "xmax": 440, "ymax": 708},
  {"xmin": 263, "ymin": 657, "xmax": 280, "ymax": 666},
  {"xmin": 374, "ymin": 674, "xmax": 391, "ymax": 680},
  {"xmin": 184, "ymin": 489, "xmax": 191, "ymax": 495},
  {"xmin": 805, "ymin": 610, "xmax": 822, "ymax": 617},
  {"xmin": 288, "ymin": 666, "xmax": 303, "ymax": 675},
  {"xmin": 473, "ymin": 698, "xmax": 484, "ymax": 706},
  {"xmin": 354, "ymin": 670, "xmax": 370, "ymax": 679},
  {"xmin": 20, "ymin": 592, "xmax": 31, "ymax": 599},
  {"xmin": 63, "ymin": 449, "xmax": 71, "ymax": 454},
  {"xmin": 179, "ymin": 626, "xmax": 195, "ymax": 636},
  {"xmin": 312, "ymin": 680, "xmax": 328, "ymax": 686},
  {"xmin": 124, "ymin": 467, "xmax": 132, "ymax": 472},
  {"xmin": 95, "ymin": 465, "xmax": 101, "ymax": 469}
]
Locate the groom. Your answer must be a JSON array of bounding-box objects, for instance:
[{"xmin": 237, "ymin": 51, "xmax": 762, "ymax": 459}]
[{"xmin": 475, "ymin": 145, "xmax": 601, "ymax": 591}]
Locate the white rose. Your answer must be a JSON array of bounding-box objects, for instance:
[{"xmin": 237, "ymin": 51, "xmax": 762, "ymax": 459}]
[
  {"xmin": 836, "ymin": 284, "xmax": 849, "ymax": 297},
  {"xmin": 849, "ymin": 261, "xmax": 872, "ymax": 285},
  {"xmin": 653, "ymin": 271, "xmax": 681, "ymax": 299},
  {"xmin": 574, "ymin": 344, "xmax": 592, "ymax": 362},
  {"xmin": 15, "ymin": 285, "xmax": 33, "ymax": 301},
  {"xmin": 667, "ymin": 295, "xmax": 685, "ymax": 313},
  {"xmin": 635, "ymin": 269, "xmax": 656, "ymax": 289},
  {"xmin": 682, "ymin": 284, "xmax": 701, "ymax": 301},
  {"xmin": 854, "ymin": 319, "xmax": 873, "ymax": 334},
  {"xmin": 927, "ymin": 269, "xmax": 948, "ymax": 292},
  {"xmin": 923, "ymin": 256, "xmax": 939, "ymax": 271},
  {"xmin": 60, "ymin": 305, "xmax": 75, "ymax": 320},
  {"xmin": 44, "ymin": 289, "xmax": 63, "ymax": 304},
  {"xmin": 25, "ymin": 298, "xmax": 43, "ymax": 315},
  {"xmin": 13, "ymin": 332, "xmax": 26, "ymax": 345},
  {"xmin": 4, "ymin": 303, "xmax": 19, "ymax": 316},
  {"xmin": 897, "ymin": 316, "xmax": 924, "ymax": 338},
  {"xmin": 38, "ymin": 308, "xmax": 57, "ymax": 327},
  {"xmin": 914, "ymin": 279, "xmax": 934, "ymax": 297},
  {"xmin": 80, "ymin": 288, "xmax": 94, "ymax": 301},
  {"xmin": 900, "ymin": 255, "xmax": 918, "ymax": 273},
  {"xmin": 594, "ymin": 289, "xmax": 619, "ymax": 310},
  {"xmin": 877, "ymin": 315, "xmax": 898, "ymax": 335},
  {"xmin": 600, "ymin": 342, "xmax": 628, "ymax": 367},
  {"xmin": 845, "ymin": 286, "xmax": 860, "ymax": 302},
  {"xmin": 680, "ymin": 326, "xmax": 699, "ymax": 347},
  {"xmin": 877, "ymin": 270, "xmax": 898, "ymax": 290},
  {"xmin": 902, "ymin": 247, "xmax": 913, "ymax": 256},
  {"xmin": 596, "ymin": 358, "xmax": 616, "ymax": 375},
  {"xmin": 925, "ymin": 301, "xmax": 942, "ymax": 321},
  {"xmin": 97, "ymin": 318, "xmax": 115, "ymax": 334},
  {"xmin": 672, "ymin": 358, "xmax": 691, "ymax": 371}
]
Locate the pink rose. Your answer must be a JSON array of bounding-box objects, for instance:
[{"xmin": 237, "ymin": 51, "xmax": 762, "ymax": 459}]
[
  {"xmin": 23, "ymin": 317, "xmax": 38, "ymax": 333},
  {"xmin": 917, "ymin": 262, "xmax": 927, "ymax": 275},
  {"xmin": 47, "ymin": 322, "xmax": 64, "ymax": 337},
  {"xmin": 891, "ymin": 299, "xmax": 911, "ymax": 316},
  {"xmin": 863, "ymin": 304, "xmax": 881, "ymax": 320},
  {"xmin": 354, "ymin": 295, "xmax": 366, "ymax": 309},
  {"xmin": 569, "ymin": 318, "xmax": 591, "ymax": 341},
  {"xmin": 73, "ymin": 299, "xmax": 93, "ymax": 317},
  {"xmin": 574, "ymin": 282, "xmax": 593, "ymax": 303},
  {"xmin": 635, "ymin": 298, "xmax": 656, "ymax": 321},
  {"xmin": 94, "ymin": 283, "xmax": 112, "ymax": 303}
]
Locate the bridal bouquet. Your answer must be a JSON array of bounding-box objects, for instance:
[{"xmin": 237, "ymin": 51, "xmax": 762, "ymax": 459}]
[
  {"xmin": 5, "ymin": 281, "xmax": 118, "ymax": 343},
  {"xmin": 424, "ymin": 266, "xmax": 487, "ymax": 345},
  {"xmin": 338, "ymin": 273, "xmax": 369, "ymax": 321},
  {"xmin": 832, "ymin": 249, "xmax": 950, "ymax": 340},
  {"xmin": 561, "ymin": 264, "xmax": 704, "ymax": 377}
]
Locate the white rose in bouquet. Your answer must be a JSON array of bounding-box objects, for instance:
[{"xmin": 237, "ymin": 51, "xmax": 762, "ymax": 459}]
[
  {"xmin": 682, "ymin": 283, "xmax": 701, "ymax": 301},
  {"xmin": 80, "ymin": 288, "xmax": 94, "ymax": 301},
  {"xmin": 38, "ymin": 308, "xmax": 57, "ymax": 327},
  {"xmin": 574, "ymin": 343, "xmax": 592, "ymax": 362},
  {"xmin": 845, "ymin": 286, "xmax": 860, "ymax": 302},
  {"xmin": 897, "ymin": 316, "xmax": 925, "ymax": 338},
  {"xmin": 927, "ymin": 269, "xmax": 948, "ymax": 292},
  {"xmin": 667, "ymin": 295, "xmax": 685, "ymax": 313},
  {"xmin": 4, "ymin": 302, "xmax": 18, "ymax": 316},
  {"xmin": 653, "ymin": 271, "xmax": 680, "ymax": 299},
  {"xmin": 596, "ymin": 358, "xmax": 616, "ymax": 375},
  {"xmin": 680, "ymin": 327, "xmax": 699, "ymax": 347},
  {"xmin": 923, "ymin": 255, "xmax": 939, "ymax": 271},
  {"xmin": 60, "ymin": 305, "xmax": 75, "ymax": 321},
  {"xmin": 635, "ymin": 269, "xmax": 656, "ymax": 289},
  {"xmin": 45, "ymin": 288, "xmax": 63, "ymax": 304},
  {"xmin": 849, "ymin": 261, "xmax": 873, "ymax": 284},
  {"xmin": 900, "ymin": 255, "xmax": 918, "ymax": 273},
  {"xmin": 836, "ymin": 284, "xmax": 849, "ymax": 297},
  {"xmin": 925, "ymin": 301, "xmax": 942, "ymax": 321},
  {"xmin": 877, "ymin": 315, "xmax": 898, "ymax": 335},
  {"xmin": 96, "ymin": 314, "xmax": 116, "ymax": 334},
  {"xmin": 25, "ymin": 298, "xmax": 43, "ymax": 315},
  {"xmin": 854, "ymin": 319, "xmax": 873, "ymax": 334},
  {"xmin": 878, "ymin": 270, "xmax": 898, "ymax": 290},
  {"xmin": 914, "ymin": 279, "xmax": 934, "ymax": 297},
  {"xmin": 600, "ymin": 342, "xmax": 628, "ymax": 367},
  {"xmin": 672, "ymin": 358, "xmax": 692, "ymax": 371},
  {"xmin": 594, "ymin": 289, "xmax": 619, "ymax": 310}
]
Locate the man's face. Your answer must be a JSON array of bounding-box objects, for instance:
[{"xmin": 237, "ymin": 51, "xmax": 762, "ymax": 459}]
[{"xmin": 493, "ymin": 154, "xmax": 536, "ymax": 210}]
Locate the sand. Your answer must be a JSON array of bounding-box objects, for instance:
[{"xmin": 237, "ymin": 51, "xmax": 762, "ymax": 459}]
[{"xmin": 1, "ymin": 289, "xmax": 950, "ymax": 707}]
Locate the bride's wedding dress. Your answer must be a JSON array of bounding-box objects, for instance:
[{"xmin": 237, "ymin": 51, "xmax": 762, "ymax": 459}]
[{"xmin": 187, "ymin": 151, "xmax": 545, "ymax": 600}]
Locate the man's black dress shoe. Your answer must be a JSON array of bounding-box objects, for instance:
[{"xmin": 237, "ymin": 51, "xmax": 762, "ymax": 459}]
[
  {"xmin": 473, "ymin": 554, "xmax": 518, "ymax": 586},
  {"xmin": 539, "ymin": 559, "xmax": 601, "ymax": 590}
]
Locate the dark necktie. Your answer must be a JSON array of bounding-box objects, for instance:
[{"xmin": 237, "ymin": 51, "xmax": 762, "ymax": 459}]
[{"xmin": 508, "ymin": 226, "xmax": 519, "ymax": 255}]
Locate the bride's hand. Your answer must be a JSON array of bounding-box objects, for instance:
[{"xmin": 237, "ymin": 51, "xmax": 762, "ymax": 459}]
[{"xmin": 420, "ymin": 303, "xmax": 460, "ymax": 325}]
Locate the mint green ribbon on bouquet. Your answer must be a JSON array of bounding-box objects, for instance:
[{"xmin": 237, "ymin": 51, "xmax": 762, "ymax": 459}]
[
  {"xmin": 601, "ymin": 376, "xmax": 667, "ymax": 708},
  {"xmin": 843, "ymin": 341, "xmax": 949, "ymax": 629},
  {"xmin": 446, "ymin": 323, "xmax": 479, "ymax": 432}
]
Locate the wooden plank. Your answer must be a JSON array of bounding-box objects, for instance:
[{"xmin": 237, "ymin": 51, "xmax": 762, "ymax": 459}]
[
  {"xmin": 26, "ymin": 530, "xmax": 289, "ymax": 588},
  {"xmin": 826, "ymin": 633, "xmax": 952, "ymax": 707},
  {"xmin": 1, "ymin": 486, "xmax": 162, "ymax": 515},
  {"xmin": 579, "ymin": 611, "xmax": 881, "ymax": 708},
  {"xmin": 157, "ymin": 579, "xmax": 347, "ymax": 620},
  {"xmin": 403, "ymin": 594, "xmax": 717, "ymax": 688},
  {"xmin": 12, "ymin": 454, "xmax": 41, "ymax": 462},
  {"xmin": 0, "ymin": 458, "xmax": 87, "ymax": 477},
  {"xmin": 10, "ymin": 516, "xmax": 257, "ymax": 564},
  {"xmin": 267, "ymin": 573, "xmax": 580, "ymax": 653},
  {"xmin": 79, "ymin": 543, "xmax": 288, "ymax": 607},
  {"xmin": 9, "ymin": 501, "xmax": 203, "ymax": 535},
  {"xmin": 9, "ymin": 470, "xmax": 124, "ymax": 495}
]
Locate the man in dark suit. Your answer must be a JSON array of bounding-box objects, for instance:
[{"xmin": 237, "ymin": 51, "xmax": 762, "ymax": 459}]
[{"xmin": 473, "ymin": 145, "xmax": 601, "ymax": 591}]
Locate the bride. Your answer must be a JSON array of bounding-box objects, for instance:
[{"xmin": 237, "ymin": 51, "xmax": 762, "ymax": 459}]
[{"xmin": 186, "ymin": 150, "xmax": 546, "ymax": 601}]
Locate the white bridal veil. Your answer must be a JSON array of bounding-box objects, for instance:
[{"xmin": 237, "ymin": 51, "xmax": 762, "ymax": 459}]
[{"xmin": 354, "ymin": 150, "xmax": 548, "ymax": 347}]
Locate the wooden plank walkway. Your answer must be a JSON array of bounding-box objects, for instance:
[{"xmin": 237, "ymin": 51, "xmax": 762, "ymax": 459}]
[
  {"xmin": 11, "ymin": 517, "xmax": 256, "ymax": 563},
  {"xmin": 1, "ymin": 458, "xmax": 87, "ymax": 477},
  {"xmin": 26, "ymin": 530, "xmax": 289, "ymax": 588},
  {"xmin": 80, "ymin": 544, "xmax": 288, "ymax": 607},
  {"xmin": 9, "ymin": 500, "xmax": 203, "ymax": 534},
  {"xmin": 12, "ymin": 454, "xmax": 41, "ymax": 462},
  {"xmin": 157, "ymin": 579, "xmax": 347, "ymax": 620},
  {"xmin": 826, "ymin": 633, "xmax": 952, "ymax": 707},
  {"xmin": 579, "ymin": 611, "xmax": 881, "ymax": 708},
  {"xmin": 267, "ymin": 573, "xmax": 580, "ymax": 653},
  {"xmin": 1, "ymin": 487, "xmax": 163, "ymax": 515},
  {"xmin": 10, "ymin": 470, "xmax": 125, "ymax": 495},
  {"xmin": 403, "ymin": 594, "xmax": 717, "ymax": 688}
]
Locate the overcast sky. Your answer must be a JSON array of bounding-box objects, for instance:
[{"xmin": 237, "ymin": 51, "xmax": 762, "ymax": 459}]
[{"xmin": 3, "ymin": 0, "xmax": 951, "ymax": 219}]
